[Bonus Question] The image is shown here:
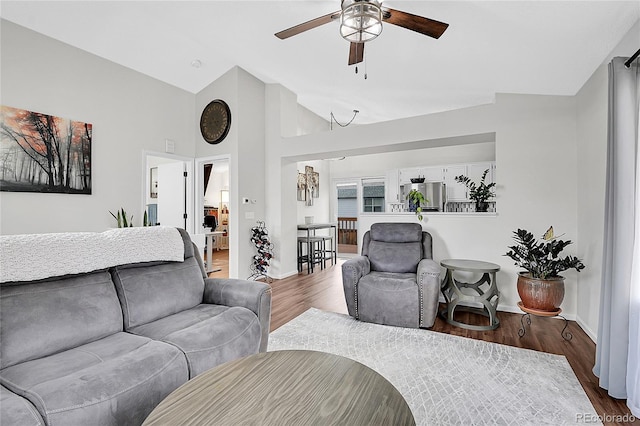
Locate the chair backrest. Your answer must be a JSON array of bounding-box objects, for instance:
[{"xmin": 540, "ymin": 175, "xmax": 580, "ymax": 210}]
[
  {"xmin": 361, "ymin": 223, "xmax": 433, "ymax": 273},
  {"xmin": 204, "ymin": 215, "xmax": 218, "ymax": 230}
]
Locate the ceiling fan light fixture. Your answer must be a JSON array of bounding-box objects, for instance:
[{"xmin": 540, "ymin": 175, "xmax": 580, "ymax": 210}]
[{"xmin": 340, "ymin": 0, "xmax": 382, "ymax": 43}]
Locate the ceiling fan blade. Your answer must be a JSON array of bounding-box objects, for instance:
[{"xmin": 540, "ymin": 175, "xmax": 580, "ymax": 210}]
[
  {"xmin": 348, "ymin": 42, "xmax": 364, "ymax": 65},
  {"xmin": 383, "ymin": 8, "xmax": 449, "ymax": 39},
  {"xmin": 275, "ymin": 11, "xmax": 341, "ymax": 39}
]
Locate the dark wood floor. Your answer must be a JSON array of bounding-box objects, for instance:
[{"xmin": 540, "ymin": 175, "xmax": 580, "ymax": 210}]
[{"xmin": 267, "ymin": 259, "xmax": 637, "ymax": 425}]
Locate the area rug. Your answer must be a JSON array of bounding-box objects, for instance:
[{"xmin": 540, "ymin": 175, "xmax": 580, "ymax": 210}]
[{"xmin": 268, "ymin": 308, "xmax": 600, "ymax": 425}]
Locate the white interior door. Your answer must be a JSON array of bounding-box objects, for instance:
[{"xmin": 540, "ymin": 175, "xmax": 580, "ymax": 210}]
[{"xmin": 157, "ymin": 161, "xmax": 186, "ymax": 228}]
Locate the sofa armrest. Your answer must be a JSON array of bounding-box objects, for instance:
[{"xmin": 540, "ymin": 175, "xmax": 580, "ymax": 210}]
[
  {"xmin": 203, "ymin": 278, "xmax": 272, "ymax": 352},
  {"xmin": 417, "ymin": 258, "xmax": 441, "ymax": 328},
  {"xmin": 341, "ymin": 256, "xmax": 371, "ymax": 319}
]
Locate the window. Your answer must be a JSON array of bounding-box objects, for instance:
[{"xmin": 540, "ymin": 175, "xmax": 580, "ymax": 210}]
[
  {"xmin": 337, "ymin": 184, "xmax": 358, "ymax": 217},
  {"xmin": 362, "ymin": 178, "xmax": 385, "ymax": 213}
]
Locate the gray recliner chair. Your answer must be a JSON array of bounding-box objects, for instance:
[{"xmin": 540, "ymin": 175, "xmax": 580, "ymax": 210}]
[{"xmin": 341, "ymin": 222, "xmax": 441, "ymax": 328}]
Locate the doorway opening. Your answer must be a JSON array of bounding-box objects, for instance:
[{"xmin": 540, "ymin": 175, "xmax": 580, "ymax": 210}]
[
  {"xmin": 334, "ymin": 180, "xmax": 359, "ymax": 256},
  {"xmin": 196, "ymin": 156, "xmax": 231, "ymax": 278},
  {"xmin": 143, "ymin": 152, "xmax": 193, "ymax": 233}
]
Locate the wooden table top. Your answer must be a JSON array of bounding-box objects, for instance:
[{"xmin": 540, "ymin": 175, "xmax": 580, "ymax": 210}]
[
  {"xmin": 143, "ymin": 349, "xmax": 415, "ymax": 426},
  {"xmin": 297, "ymin": 223, "xmax": 337, "ymax": 230}
]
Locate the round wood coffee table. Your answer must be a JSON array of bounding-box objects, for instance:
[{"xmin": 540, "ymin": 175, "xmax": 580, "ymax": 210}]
[{"xmin": 143, "ymin": 349, "xmax": 415, "ymax": 425}]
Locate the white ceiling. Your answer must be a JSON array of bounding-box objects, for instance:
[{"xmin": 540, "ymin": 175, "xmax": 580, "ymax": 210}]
[{"xmin": 2, "ymin": 1, "xmax": 639, "ymax": 124}]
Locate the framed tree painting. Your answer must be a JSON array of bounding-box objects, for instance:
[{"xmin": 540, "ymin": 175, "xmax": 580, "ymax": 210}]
[{"xmin": 0, "ymin": 105, "xmax": 92, "ymax": 194}]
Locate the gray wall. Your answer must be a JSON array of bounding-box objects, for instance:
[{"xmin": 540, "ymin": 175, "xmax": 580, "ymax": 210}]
[{"xmin": 0, "ymin": 20, "xmax": 195, "ymax": 234}]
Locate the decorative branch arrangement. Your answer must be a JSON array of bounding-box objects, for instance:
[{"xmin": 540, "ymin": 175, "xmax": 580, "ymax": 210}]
[
  {"xmin": 249, "ymin": 221, "xmax": 273, "ymax": 282},
  {"xmin": 297, "ymin": 165, "xmax": 320, "ymax": 206}
]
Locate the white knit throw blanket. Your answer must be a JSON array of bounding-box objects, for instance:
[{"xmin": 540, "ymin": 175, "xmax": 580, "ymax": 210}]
[{"xmin": 0, "ymin": 227, "xmax": 185, "ymax": 283}]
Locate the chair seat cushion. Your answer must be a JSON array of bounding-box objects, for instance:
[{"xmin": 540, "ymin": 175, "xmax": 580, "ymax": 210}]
[
  {"xmin": 0, "ymin": 332, "xmax": 188, "ymax": 426},
  {"xmin": 358, "ymin": 272, "xmax": 420, "ymax": 328},
  {"xmin": 1, "ymin": 385, "xmax": 44, "ymax": 426},
  {"xmin": 128, "ymin": 304, "xmax": 261, "ymax": 378}
]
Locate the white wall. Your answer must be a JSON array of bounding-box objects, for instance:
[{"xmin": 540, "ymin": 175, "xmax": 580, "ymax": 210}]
[
  {"xmin": 330, "ymin": 142, "xmax": 496, "ymax": 180},
  {"xmin": 278, "ymin": 94, "xmax": 581, "ymax": 319},
  {"xmin": 265, "ymin": 84, "xmax": 301, "ymax": 279},
  {"xmin": 0, "ymin": 20, "xmax": 195, "ymax": 235},
  {"xmin": 296, "ymin": 160, "xmax": 331, "ymax": 225},
  {"xmin": 297, "ymin": 104, "xmax": 329, "ymax": 136},
  {"xmin": 194, "ymin": 66, "xmax": 266, "ymax": 279}
]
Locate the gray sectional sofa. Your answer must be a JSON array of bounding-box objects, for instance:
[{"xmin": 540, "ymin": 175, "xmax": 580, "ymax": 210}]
[{"xmin": 0, "ymin": 228, "xmax": 271, "ymax": 426}]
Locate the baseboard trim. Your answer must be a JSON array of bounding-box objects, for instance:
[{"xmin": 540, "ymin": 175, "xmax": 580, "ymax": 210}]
[
  {"xmin": 270, "ymin": 270, "xmax": 299, "ymax": 280},
  {"xmin": 575, "ymin": 317, "xmax": 597, "ymax": 343},
  {"xmin": 420, "ymin": 297, "xmax": 598, "ymax": 341}
]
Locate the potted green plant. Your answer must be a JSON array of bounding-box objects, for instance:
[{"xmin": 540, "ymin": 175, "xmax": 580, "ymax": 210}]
[
  {"xmin": 454, "ymin": 169, "xmax": 496, "ymax": 212},
  {"xmin": 406, "ymin": 189, "xmax": 428, "ymax": 221},
  {"xmin": 505, "ymin": 227, "xmax": 585, "ymax": 313},
  {"xmin": 109, "ymin": 208, "xmax": 134, "ymax": 228}
]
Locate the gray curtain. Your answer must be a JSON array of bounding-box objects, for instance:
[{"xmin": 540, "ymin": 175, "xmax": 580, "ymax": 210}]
[{"xmin": 594, "ymin": 56, "xmax": 639, "ymax": 417}]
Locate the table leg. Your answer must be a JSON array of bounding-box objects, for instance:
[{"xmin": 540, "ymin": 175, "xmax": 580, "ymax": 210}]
[
  {"xmin": 440, "ymin": 267, "xmax": 500, "ymax": 331},
  {"xmin": 331, "ymin": 225, "xmax": 338, "ymax": 265},
  {"xmin": 207, "ymin": 235, "xmax": 213, "ymax": 272},
  {"xmin": 205, "ymin": 234, "xmax": 221, "ymax": 274}
]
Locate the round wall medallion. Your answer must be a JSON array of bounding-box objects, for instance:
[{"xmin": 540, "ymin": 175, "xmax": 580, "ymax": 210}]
[{"xmin": 200, "ymin": 99, "xmax": 231, "ymax": 144}]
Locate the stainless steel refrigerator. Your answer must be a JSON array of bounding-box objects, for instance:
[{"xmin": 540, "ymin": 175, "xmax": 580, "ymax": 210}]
[{"xmin": 401, "ymin": 182, "xmax": 447, "ymax": 212}]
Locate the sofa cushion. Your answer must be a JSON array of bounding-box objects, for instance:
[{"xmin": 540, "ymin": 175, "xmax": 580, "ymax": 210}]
[
  {"xmin": 111, "ymin": 256, "xmax": 206, "ymax": 329},
  {"xmin": 129, "ymin": 304, "xmax": 261, "ymax": 378},
  {"xmin": 0, "ymin": 332, "xmax": 188, "ymax": 426},
  {"xmin": 358, "ymin": 272, "xmax": 420, "ymax": 328},
  {"xmin": 1, "ymin": 385, "xmax": 44, "ymax": 426},
  {"xmin": 368, "ymin": 240, "xmax": 422, "ymax": 273},
  {"xmin": 0, "ymin": 271, "xmax": 123, "ymax": 369}
]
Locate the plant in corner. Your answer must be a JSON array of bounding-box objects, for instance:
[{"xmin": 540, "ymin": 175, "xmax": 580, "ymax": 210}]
[
  {"xmin": 505, "ymin": 226, "xmax": 585, "ymax": 313},
  {"xmin": 109, "ymin": 208, "xmax": 134, "ymax": 228},
  {"xmin": 406, "ymin": 189, "xmax": 428, "ymax": 221},
  {"xmin": 454, "ymin": 169, "xmax": 496, "ymax": 212}
]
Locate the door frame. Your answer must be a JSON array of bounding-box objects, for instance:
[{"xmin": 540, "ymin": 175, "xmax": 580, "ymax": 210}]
[
  {"xmin": 194, "ymin": 154, "xmax": 232, "ymax": 234},
  {"xmin": 142, "ymin": 150, "xmax": 194, "ymax": 234},
  {"xmin": 331, "ymin": 177, "xmax": 363, "ymax": 257}
]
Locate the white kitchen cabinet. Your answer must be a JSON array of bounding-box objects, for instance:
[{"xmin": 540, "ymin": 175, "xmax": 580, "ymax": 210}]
[
  {"xmin": 398, "ymin": 167, "xmax": 421, "ymax": 185},
  {"xmin": 443, "ymin": 165, "xmax": 468, "ymax": 201},
  {"xmin": 421, "ymin": 166, "xmax": 444, "ymax": 182},
  {"xmin": 385, "ymin": 169, "xmax": 400, "ymax": 204},
  {"xmin": 466, "ymin": 162, "xmax": 495, "ymax": 187}
]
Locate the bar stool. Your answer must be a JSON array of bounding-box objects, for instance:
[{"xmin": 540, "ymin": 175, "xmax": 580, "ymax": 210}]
[
  {"xmin": 320, "ymin": 235, "xmax": 335, "ymax": 267},
  {"xmin": 297, "ymin": 236, "xmax": 325, "ymax": 273}
]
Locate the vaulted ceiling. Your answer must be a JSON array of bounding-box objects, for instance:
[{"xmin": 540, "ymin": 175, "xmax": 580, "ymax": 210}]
[{"xmin": 2, "ymin": 1, "xmax": 639, "ymax": 124}]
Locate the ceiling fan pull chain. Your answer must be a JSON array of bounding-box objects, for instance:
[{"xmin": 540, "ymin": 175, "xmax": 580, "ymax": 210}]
[{"xmin": 364, "ymin": 52, "xmax": 368, "ymax": 79}]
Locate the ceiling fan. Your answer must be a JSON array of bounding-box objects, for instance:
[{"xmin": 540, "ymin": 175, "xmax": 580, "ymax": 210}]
[{"xmin": 275, "ymin": 0, "xmax": 449, "ymax": 66}]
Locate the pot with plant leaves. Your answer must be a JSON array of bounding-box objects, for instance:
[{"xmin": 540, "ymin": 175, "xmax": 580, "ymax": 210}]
[
  {"xmin": 406, "ymin": 189, "xmax": 428, "ymax": 221},
  {"xmin": 454, "ymin": 169, "xmax": 496, "ymax": 212},
  {"xmin": 505, "ymin": 226, "xmax": 585, "ymax": 313}
]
